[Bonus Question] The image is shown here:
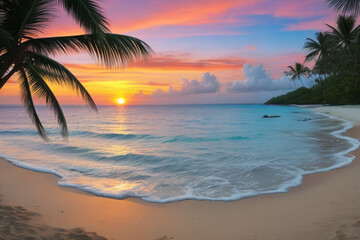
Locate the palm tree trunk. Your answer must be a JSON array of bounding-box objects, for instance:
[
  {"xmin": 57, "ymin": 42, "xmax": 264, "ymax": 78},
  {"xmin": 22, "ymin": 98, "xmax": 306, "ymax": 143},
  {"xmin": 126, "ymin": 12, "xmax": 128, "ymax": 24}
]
[
  {"xmin": 305, "ymin": 78, "xmax": 312, "ymax": 88},
  {"xmin": 298, "ymin": 77, "xmax": 305, "ymax": 87},
  {"xmin": 0, "ymin": 68, "xmax": 17, "ymax": 90},
  {"xmin": 0, "ymin": 61, "xmax": 13, "ymax": 80}
]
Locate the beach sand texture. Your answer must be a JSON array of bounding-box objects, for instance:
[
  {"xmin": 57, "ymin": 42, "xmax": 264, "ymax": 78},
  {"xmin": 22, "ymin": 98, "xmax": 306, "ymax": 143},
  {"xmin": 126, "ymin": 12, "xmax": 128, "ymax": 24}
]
[
  {"xmin": 1, "ymin": 106, "xmax": 360, "ymax": 240},
  {"xmin": 0, "ymin": 202, "xmax": 106, "ymax": 240}
]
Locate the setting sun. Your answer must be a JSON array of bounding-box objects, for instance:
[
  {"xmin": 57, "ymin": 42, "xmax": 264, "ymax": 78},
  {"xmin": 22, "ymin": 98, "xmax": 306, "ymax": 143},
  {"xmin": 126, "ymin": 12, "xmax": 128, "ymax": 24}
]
[{"xmin": 117, "ymin": 98, "xmax": 125, "ymax": 105}]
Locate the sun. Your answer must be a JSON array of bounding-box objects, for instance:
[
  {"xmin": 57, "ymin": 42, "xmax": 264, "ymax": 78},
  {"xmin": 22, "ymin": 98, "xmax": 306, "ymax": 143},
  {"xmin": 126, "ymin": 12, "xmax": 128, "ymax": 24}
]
[{"xmin": 117, "ymin": 98, "xmax": 125, "ymax": 105}]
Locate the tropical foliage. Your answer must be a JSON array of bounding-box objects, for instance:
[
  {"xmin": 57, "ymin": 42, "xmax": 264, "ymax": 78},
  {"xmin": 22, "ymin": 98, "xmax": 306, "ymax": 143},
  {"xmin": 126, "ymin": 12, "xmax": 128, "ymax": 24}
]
[
  {"xmin": 266, "ymin": 14, "xmax": 360, "ymax": 105},
  {"xmin": 0, "ymin": 0, "xmax": 152, "ymax": 140},
  {"xmin": 327, "ymin": 0, "xmax": 360, "ymax": 16},
  {"xmin": 284, "ymin": 63, "xmax": 311, "ymax": 88},
  {"xmin": 303, "ymin": 32, "xmax": 332, "ymax": 62}
]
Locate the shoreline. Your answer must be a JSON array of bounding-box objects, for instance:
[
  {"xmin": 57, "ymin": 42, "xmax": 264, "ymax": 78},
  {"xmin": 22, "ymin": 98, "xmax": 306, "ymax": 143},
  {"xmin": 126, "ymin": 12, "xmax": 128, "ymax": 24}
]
[
  {"xmin": 1, "ymin": 107, "xmax": 358, "ymax": 204},
  {"xmin": 1, "ymin": 106, "xmax": 360, "ymax": 239},
  {"xmin": 1, "ymin": 105, "xmax": 357, "ymax": 204}
]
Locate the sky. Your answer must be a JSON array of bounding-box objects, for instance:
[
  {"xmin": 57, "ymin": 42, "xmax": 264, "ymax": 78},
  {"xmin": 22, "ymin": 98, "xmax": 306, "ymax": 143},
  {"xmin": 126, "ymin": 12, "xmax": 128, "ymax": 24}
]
[{"xmin": 0, "ymin": 0, "xmax": 339, "ymax": 105}]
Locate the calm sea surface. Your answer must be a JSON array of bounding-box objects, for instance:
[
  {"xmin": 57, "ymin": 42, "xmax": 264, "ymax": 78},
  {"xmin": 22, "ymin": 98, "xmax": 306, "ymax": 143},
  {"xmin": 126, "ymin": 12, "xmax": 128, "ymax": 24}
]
[{"xmin": 0, "ymin": 104, "xmax": 357, "ymax": 202}]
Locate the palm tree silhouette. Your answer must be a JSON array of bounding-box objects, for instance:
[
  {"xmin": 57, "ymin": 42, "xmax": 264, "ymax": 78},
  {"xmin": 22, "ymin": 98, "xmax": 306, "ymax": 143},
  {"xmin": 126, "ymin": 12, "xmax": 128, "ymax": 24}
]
[
  {"xmin": 285, "ymin": 63, "xmax": 311, "ymax": 88},
  {"xmin": 304, "ymin": 32, "xmax": 332, "ymax": 62},
  {"xmin": 0, "ymin": 0, "xmax": 152, "ymax": 140},
  {"xmin": 327, "ymin": 0, "xmax": 360, "ymax": 16},
  {"xmin": 326, "ymin": 15, "xmax": 360, "ymax": 49}
]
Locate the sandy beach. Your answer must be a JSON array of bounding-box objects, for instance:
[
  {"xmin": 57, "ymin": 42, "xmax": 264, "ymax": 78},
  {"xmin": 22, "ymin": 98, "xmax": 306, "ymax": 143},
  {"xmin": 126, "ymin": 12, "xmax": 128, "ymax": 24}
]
[{"xmin": 1, "ymin": 106, "xmax": 360, "ymax": 240}]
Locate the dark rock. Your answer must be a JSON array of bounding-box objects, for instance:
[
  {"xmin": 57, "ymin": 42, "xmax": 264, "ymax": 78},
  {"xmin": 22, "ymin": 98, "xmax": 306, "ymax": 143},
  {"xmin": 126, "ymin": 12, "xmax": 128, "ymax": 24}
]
[
  {"xmin": 298, "ymin": 118, "xmax": 312, "ymax": 121},
  {"xmin": 262, "ymin": 115, "xmax": 280, "ymax": 118}
]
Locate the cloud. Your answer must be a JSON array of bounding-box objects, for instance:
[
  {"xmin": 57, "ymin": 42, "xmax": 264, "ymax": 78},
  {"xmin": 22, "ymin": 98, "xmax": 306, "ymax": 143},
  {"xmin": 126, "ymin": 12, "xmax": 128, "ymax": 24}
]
[
  {"xmin": 227, "ymin": 64, "xmax": 293, "ymax": 93},
  {"xmin": 60, "ymin": 53, "xmax": 251, "ymax": 72},
  {"xmin": 46, "ymin": 0, "xmax": 333, "ymax": 37},
  {"xmin": 115, "ymin": 0, "xmax": 259, "ymax": 32},
  {"xmin": 180, "ymin": 72, "xmax": 221, "ymax": 94},
  {"xmin": 284, "ymin": 15, "xmax": 337, "ymax": 31},
  {"xmin": 130, "ymin": 65, "xmax": 298, "ymax": 105},
  {"xmin": 246, "ymin": 46, "xmax": 257, "ymax": 50},
  {"xmin": 136, "ymin": 72, "xmax": 221, "ymax": 97},
  {"xmin": 129, "ymin": 53, "xmax": 250, "ymax": 71},
  {"xmin": 116, "ymin": 0, "xmax": 330, "ymax": 33},
  {"xmin": 146, "ymin": 81, "xmax": 170, "ymax": 86}
]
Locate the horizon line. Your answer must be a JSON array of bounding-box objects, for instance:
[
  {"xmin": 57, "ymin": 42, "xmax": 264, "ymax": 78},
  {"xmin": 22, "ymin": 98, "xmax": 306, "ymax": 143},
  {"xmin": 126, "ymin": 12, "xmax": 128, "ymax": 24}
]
[{"xmin": 0, "ymin": 103, "xmax": 270, "ymax": 107}]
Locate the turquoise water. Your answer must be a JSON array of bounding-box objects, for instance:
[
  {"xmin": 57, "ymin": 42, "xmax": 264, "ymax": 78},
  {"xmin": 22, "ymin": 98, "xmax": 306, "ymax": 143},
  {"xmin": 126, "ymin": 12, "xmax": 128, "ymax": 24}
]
[{"xmin": 0, "ymin": 104, "xmax": 357, "ymax": 202}]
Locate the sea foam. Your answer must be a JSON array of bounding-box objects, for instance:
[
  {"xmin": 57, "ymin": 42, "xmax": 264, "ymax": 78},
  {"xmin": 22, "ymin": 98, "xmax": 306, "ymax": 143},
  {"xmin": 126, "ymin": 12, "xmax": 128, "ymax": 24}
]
[{"xmin": 0, "ymin": 104, "xmax": 358, "ymax": 203}]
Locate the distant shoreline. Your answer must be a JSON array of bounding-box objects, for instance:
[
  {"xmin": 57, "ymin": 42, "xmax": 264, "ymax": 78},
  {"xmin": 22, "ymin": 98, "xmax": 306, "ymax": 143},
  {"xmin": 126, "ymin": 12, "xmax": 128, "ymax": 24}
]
[{"xmin": 0, "ymin": 103, "xmax": 308, "ymax": 107}]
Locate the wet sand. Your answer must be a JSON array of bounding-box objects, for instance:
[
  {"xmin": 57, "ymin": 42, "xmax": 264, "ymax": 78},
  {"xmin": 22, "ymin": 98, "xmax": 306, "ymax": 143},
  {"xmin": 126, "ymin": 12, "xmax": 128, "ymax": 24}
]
[{"xmin": 1, "ymin": 106, "xmax": 360, "ymax": 240}]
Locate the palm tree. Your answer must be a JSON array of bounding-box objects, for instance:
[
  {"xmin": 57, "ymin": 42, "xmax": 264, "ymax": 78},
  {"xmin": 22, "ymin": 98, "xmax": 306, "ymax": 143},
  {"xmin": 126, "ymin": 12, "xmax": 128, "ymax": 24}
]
[
  {"xmin": 326, "ymin": 15, "xmax": 360, "ymax": 49},
  {"xmin": 285, "ymin": 63, "xmax": 311, "ymax": 88},
  {"xmin": 327, "ymin": 0, "xmax": 360, "ymax": 16},
  {"xmin": 304, "ymin": 32, "xmax": 332, "ymax": 62},
  {"xmin": 0, "ymin": 0, "xmax": 152, "ymax": 140}
]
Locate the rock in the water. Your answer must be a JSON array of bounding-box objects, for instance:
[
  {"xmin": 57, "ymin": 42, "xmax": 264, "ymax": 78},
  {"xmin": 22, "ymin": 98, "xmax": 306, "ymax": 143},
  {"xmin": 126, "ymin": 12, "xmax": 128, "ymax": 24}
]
[
  {"xmin": 262, "ymin": 115, "xmax": 280, "ymax": 118},
  {"xmin": 298, "ymin": 118, "xmax": 312, "ymax": 121}
]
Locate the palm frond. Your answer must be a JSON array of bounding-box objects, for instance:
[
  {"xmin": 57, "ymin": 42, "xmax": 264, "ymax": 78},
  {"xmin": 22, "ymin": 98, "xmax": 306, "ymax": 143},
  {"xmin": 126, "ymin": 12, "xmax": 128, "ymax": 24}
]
[
  {"xmin": 0, "ymin": 29, "xmax": 12, "ymax": 53},
  {"xmin": 326, "ymin": 16, "xmax": 360, "ymax": 48},
  {"xmin": 25, "ymin": 62, "xmax": 68, "ymax": 138},
  {"xmin": 304, "ymin": 67, "xmax": 311, "ymax": 72},
  {"xmin": 285, "ymin": 63, "xmax": 310, "ymax": 85},
  {"xmin": 1, "ymin": 0, "xmax": 153, "ymax": 140},
  {"xmin": 327, "ymin": 0, "xmax": 360, "ymax": 16},
  {"xmin": 27, "ymin": 51, "xmax": 97, "ymax": 110},
  {"xmin": 0, "ymin": 52, "xmax": 10, "ymax": 77},
  {"xmin": 0, "ymin": 0, "xmax": 53, "ymax": 40},
  {"xmin": 337, "ymin": 15, "xmax": 356, "ymax": 32},
  {"xmin": 18, "ymin": 68, "xmax": 48, "ymax": 140},
  {"xmin": 326, "ymin": 23, "xmax": 342, "ymax": 37},
  {"xmin": 284, "ymin": 66, "xmax": 297, "ymax": 81},
  {"xmin": 305, "ymin": 50, "xmax": 320, "ymax": 62},
  {"xmin": 304, "ymin": 37, "xmax": 321, "ymax": 50},
  {"xmin": 57, "ymin": 0, "xmax": 109, "ymax": 33},
  {"xmin": 286, "ymin": 66, "xmax": 296, "ymax": 73},
  {"xmin": 25, "ymin": 33, "xmax": 153, "ymax": 68},
  {"xmin": 304, "ymin": 36, "xmax": 321, "ymax": 62},
  {"xmin": 295, "ymin": 62, "xmax": 302, "ymax": 71}
]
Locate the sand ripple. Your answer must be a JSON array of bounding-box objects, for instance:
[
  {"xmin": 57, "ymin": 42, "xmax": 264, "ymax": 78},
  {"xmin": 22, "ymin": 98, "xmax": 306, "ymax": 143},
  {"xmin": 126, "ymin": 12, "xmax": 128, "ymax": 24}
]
[{"xmin": 0, "ymin": 202, "xmax": 107, "ymax": 240}]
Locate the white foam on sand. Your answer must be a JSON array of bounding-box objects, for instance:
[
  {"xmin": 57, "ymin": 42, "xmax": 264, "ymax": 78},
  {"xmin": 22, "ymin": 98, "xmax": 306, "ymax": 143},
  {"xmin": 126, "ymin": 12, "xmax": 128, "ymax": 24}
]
[{"xmin": 312, "ymin": 106, "xmax": 360, "ymax": 126}]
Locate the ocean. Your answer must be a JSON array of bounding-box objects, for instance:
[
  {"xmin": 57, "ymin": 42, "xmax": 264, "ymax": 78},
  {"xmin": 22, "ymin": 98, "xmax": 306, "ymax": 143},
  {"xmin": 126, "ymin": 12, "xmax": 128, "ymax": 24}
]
[{"xmin": 0, "ymin": 104, "xmax": 357, "ymax": 202}]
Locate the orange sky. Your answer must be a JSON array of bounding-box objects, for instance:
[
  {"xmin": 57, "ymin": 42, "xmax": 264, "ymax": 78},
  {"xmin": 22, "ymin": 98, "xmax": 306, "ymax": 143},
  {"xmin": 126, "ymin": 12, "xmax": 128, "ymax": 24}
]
[{"xmin": 0, "ymin": 0, "xmax": 338, "ymax": 105}]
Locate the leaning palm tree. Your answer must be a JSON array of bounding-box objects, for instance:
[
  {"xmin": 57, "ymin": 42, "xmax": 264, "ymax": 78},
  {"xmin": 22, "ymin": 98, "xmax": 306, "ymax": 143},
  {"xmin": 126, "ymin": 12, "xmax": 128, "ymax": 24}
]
[
  {"xmin": 327, "ymin": 0, "xmax": 360, "ymax": 16},
  {"xmin": 285, "ymin": 63, "xmax": 311, "ymax": 88},
  {"xmin": 0, "ymin": 0, "xmax": 152, "ymax": 140},
  {"xmin": 304, "ymin": 32, "xmax": 333, "ymax": 62},
  {"xmin": 326, "ymin": 15, "xmax": 360, "ymax": 49}
]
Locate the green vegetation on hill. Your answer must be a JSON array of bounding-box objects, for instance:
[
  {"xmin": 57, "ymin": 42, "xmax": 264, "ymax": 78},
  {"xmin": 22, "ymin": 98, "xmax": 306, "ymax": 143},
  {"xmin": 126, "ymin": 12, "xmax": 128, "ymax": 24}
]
[
  {"xmin": 266, "ymin": 75, "xmax": 360, "ymax": 105},
  {"xmin": 266, "ymin": 6, "xmax": 360, "ymax": 105}
]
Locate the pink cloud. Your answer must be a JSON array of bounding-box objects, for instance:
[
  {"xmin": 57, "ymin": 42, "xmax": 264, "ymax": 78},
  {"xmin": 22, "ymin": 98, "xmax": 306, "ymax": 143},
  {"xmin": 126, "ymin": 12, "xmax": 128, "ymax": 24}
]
[
  {"xmin": 44, "ymin": 0, "xmax": 336, "ymax": 37},
  {"xmin": 127, "ymin": 53, "xmax": 252, "ymax": 71},
  {"xmin": 124, "ymin": 23, "xmax": 246, "ymax": 39},
  {"xmin": 271, "ymin": 0, "xmax": 329, "ymax": 18},
  {"xmin": 59, "ymin": 51, "xmax": 306, "ymax": 82},
  {"xmin": 112, "ymin": 0, "xmax": 262, "ymax": 33},
  {"xmin": 285, "ymin": 14, "xmax": 337, "ymax": 31},
  {"xmin": 258, "ymin": 53, "xmax": 307, "ymax": 78},
  {"xmin": 146, "ymin": 81, "xmax": 170, "ymax": 86},
  {"xmin": 246, "ymin": 46, "xmax": 257, "ymax": 50}
]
